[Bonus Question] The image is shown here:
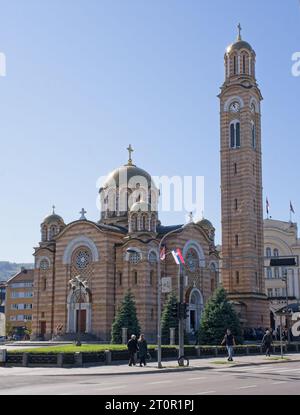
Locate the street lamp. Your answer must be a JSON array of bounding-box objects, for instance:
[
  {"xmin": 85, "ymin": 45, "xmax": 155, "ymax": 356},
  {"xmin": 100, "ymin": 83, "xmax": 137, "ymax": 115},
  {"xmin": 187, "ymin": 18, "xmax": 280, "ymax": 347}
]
[
  {"xmin": 69, "ymin": 275, "xmax": 88, "ymax": 347},
  {"xmin": 282, "ymin": 269, "xmax": 291, "ymax": 344},
  {"xmin": 157, "ymin": 225, "xmax": 187, "ymax": 368}
]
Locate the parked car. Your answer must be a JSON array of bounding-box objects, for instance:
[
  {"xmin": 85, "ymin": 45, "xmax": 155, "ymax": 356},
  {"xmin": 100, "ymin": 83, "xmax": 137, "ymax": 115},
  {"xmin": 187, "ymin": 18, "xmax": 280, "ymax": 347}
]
[{"xmin": 0, "ymin": 336, "xmax": 6, "ymax": 343}]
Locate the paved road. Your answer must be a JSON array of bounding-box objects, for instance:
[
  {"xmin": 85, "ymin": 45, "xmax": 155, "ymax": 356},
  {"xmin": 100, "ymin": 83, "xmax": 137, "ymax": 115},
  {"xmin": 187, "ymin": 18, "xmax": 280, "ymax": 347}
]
[{"xmin": 1, "ymin": 361, "xmax": 300, "ymax": 395}]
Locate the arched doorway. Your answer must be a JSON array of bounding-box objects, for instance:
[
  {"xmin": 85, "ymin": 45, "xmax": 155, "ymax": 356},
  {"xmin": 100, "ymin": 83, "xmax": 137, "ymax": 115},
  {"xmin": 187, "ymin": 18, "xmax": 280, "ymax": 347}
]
[
  {"xmin": 67, "ymin": 287, "xmax": 92, "ymax": 334},
  {"xmin": 186, "ymin": 288, "xmax": 203, "ymax": 333}
]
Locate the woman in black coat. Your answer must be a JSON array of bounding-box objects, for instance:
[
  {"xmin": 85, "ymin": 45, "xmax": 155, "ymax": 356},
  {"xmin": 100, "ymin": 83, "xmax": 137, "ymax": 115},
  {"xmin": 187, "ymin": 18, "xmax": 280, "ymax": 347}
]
[{"xmin": 138, "ymin": 334, "xmax": 148, "ymax": 367}]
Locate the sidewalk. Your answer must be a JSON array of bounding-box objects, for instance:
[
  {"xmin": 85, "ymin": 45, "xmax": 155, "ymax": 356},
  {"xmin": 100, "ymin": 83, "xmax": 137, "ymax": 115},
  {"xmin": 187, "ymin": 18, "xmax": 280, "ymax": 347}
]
[{"xmin": 1, "ymin": 353, "xmax": 300, "ymax": 377}]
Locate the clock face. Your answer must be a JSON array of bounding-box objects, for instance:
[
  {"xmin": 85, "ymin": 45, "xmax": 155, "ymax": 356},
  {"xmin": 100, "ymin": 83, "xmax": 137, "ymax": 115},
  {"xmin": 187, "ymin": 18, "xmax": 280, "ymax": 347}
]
[{"xmin": 229, "ymin": 101, "xmax": 240, "ymax": 113}]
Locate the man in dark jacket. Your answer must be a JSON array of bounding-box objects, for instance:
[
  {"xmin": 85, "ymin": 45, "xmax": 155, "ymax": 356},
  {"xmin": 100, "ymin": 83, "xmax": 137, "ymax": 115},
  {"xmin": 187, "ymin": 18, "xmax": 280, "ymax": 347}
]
[
  {"xmin": 221, "ymin": 329, "xmax": 236, "ymax": 361},
  {"xmin": 262, "ymin": 329, "xmax": 272, "ymax": 357},
  {"xmin": 138, "ymin": 334, "xmax": 148, "ymax": 367},
  {"xmin": 127, "ymin": 334, "xmax": 139, "ymax": 366}
]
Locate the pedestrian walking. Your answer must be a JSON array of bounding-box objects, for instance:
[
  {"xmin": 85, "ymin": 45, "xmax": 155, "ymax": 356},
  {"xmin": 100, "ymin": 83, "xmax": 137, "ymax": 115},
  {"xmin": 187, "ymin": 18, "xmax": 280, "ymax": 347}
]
[
  {"xmin": 138, "ymin": 334, "xmax": 148, "ymax": 367},
  {"xmin": 127, "ymin": 334, "xmax": 139, "ymax": 366},
  {"xmin": 221, "ymin": 329, "xmax": 236, "ymax": 361},
  {"xmin": 262, "ymin": 329, "xmax": 272, "ymax": 357}
]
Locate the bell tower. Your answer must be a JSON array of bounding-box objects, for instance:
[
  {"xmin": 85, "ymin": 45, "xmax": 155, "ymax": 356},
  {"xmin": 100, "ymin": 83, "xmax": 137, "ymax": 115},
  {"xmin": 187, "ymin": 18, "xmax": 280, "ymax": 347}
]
[{"xmin": 219, "ymin": 25, "xmax": 269, "ymax": 327}]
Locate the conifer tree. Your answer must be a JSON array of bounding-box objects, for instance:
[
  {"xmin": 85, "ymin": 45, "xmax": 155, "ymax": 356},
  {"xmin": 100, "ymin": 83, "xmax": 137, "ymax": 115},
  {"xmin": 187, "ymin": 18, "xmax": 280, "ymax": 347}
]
[
  {"xmin": 198, "ymin": 287, "xmax": 243, "ymax": 345},
  {"xmin": 111, "ymin": 290, "xmax": 141, "ymax": 344}
]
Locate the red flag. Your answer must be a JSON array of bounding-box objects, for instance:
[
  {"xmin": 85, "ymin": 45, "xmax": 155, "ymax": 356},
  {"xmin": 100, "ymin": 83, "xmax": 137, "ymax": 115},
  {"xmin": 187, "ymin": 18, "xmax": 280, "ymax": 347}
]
[{"xmin": 266, "ymin": 197, "xmax": 270, "ymax": 215}]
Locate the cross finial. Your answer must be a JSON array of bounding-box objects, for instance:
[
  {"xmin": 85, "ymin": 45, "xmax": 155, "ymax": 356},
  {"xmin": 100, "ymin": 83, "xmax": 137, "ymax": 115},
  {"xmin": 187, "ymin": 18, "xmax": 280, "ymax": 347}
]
[
  {"xmin": 79, "ymin": 208, "xmax": 87, "ymax": 220},
  {"xmin": 52, "ymin": 205, "xmax": 56, "ymax": 214},
  {"xmin": 237, "ymin": 23, "xmax": 242, "ymax": 41},
  {"xmin": 127, "ymin": 144, "xmax": 134, "ymax": 166}
]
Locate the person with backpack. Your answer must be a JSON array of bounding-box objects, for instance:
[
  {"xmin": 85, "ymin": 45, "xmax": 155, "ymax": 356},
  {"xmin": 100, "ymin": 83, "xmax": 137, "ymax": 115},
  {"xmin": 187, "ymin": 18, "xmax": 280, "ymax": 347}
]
[
  {"xmin": 221, "ymin": 329, "xmax": 236, "ymax": 361},
  {"xmin": 262, "ymin": 329, "xmax": 273, "ymax": 357}
]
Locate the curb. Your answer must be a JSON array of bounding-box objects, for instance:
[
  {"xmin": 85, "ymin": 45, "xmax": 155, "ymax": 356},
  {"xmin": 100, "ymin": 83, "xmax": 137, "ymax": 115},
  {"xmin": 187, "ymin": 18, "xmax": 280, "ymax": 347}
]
[{"xmin": 40, "ymin": 356, "xmax": 300, "ymax": 377}]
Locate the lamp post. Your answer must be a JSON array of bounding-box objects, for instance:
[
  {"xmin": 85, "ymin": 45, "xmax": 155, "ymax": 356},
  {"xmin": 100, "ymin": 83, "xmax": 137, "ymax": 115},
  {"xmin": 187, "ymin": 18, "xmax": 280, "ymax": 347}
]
[
  {"xmin": 69, "ymin": 276, "xmax": 88, "ymax": 347},
  {"xmin": 282, "ymin": 269, "xmax": 290, "ymax": 344}
]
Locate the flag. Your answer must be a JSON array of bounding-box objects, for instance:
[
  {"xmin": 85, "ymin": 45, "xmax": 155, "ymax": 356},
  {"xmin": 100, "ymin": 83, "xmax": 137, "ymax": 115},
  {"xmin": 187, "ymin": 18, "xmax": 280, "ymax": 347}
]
[
  {"xmin": 290, "ymin": 201, "xmax": 295, "ymax": 214},
  {"xmin": 160, "ymin": 246, "xmax": 166, "ymax": 261},
  {"xmin": 171, "ymin": 248, "xmax": 185, "ymax": 265},
  {"xmin": 266, "ymin": 197, "xmax": 270, "ymax": 215}
]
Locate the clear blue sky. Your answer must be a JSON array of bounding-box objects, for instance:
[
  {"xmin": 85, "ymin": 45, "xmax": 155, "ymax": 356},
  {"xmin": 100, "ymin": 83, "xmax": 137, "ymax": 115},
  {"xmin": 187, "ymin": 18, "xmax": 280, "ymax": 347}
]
[{"xmin": 0, "ymin": 0, "xmax": 299, "ymax": 262}]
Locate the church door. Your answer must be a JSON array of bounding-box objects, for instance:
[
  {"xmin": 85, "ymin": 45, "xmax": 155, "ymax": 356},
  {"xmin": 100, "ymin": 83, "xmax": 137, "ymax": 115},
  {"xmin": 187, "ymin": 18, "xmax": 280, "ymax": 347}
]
[{"xmin": 76, "ymin": 310, "xmax": 86, "ymax": 333}]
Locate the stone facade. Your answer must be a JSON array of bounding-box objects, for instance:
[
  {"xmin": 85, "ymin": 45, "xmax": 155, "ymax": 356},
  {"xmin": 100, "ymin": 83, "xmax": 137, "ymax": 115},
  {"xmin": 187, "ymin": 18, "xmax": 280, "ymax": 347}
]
[
  {"xmin": 264, "ymin": 219, "xmax": 300, "ymax": 329},
  {"xmin": 219, "ymin": 29, "xmax": 269, "ymax": 327},
  {"xmin": 32, "ymin": 160, "xmax": 220, "ymax": 342}
]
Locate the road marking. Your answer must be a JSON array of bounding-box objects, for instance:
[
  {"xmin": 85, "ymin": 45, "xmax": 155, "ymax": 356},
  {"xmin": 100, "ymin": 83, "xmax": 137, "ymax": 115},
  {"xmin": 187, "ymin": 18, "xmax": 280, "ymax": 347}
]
[
  {"xmin": 93, "ymin": 385, "xmax": 127, "ymax": 391},
  {"xmin": 271, "ymin": 381, "xmax": 287, "ymax": 385},
  {"xmin": 196, "ymin": 391, "xmax": 216, "ymax": 395},
  {"xmin": 187, "ymin": 377, "xmax": 207, "ymax": 381},
  {"xmin": 148, "ymin": 380, "xmax": 172, "ymax": 385},
  {"xmin": 237, "ymin": 385, "xmax": 257, "ymax": 389}
]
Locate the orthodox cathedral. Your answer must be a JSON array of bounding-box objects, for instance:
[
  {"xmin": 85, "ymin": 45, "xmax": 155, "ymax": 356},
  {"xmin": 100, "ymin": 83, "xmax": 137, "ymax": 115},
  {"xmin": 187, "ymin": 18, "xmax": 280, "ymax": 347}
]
[{"xmin": 31, "ymin": 26, "xmax": 269, "ymax": 341}]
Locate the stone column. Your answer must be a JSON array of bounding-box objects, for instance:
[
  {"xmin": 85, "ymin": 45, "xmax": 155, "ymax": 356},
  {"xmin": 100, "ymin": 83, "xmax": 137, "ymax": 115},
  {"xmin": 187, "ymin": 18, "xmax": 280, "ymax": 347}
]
[{"xmin": 122, "ymin": 327, "xmax": 128, "ymax": 344}]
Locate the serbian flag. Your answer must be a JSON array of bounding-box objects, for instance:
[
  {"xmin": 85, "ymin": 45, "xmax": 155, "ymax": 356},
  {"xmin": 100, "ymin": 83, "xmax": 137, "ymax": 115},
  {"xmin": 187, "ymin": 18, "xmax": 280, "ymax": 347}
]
[
  {"xmin": 171, "ymin": 248, "xmax": 185, "ymax": 265},
  {"xmin": 266, "ymin": 197, "xmax": 270, "ymax": 215},
  {"xmin": 290, "ymin": 201, "xmax": 295, "ymax": 214},
  {"xmin": 160, "ymin": 245, "xmax": 166, "ymax": 261}
]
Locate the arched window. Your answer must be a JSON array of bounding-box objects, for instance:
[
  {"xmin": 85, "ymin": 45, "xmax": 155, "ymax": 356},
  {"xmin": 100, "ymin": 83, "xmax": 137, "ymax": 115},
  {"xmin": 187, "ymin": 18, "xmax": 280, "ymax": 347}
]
[
  {"xmin": 150, "ymin": 214, "xmax": 156, "ymax": 232},
  {"xmin": 39, "ymin": 259, "xmax": 49, "ymax": 271},
  {"xmin": 274, "ymin": 268, "xmax": 279, "ymax": 279},
  {"xmin": 142, "ymin": 215, "xmax": 147, "ymax": 230},
  {"xmin": 267, "ymin": 268, "xmax": 272, "ymax": 279},
  {"xmin": 149, "ymin": 270, "xmax": 154, "ymax": 286},
  {"xmin": 252, "ymin": 122, "xmax": 256, "ymax": 149},
  {"xmin": 49, "ymin": 225, "xmax": 57, "ymax": 240},
  {"xmin": 131, "ymin": 214, "xmax": 138, "ymax": 232},
  {"xmin": 233, "ymin": 55, "xmax": 237, "ymax": 75},
  {"xmin": 42, "ymin": 278, "xmax": 47, "ymax": 291},
  {"xmin": 266, "ymin": 247, "xmax": 272, "ymax": 257},
  {"xmin": 242, "ymin": 54, "xmax": 246, "ymax": 73},
  {"xmin": 236, "ymin": 271, "xmax": 240, "ymax": 284},
  {"xmin": 230, "ymin": 121, "xmax": 241, "ymax": 148},
  {"xmin": 273, "ymin": 248, "xmax": 279, "ymax": 257},
  {"xmin": 41, "ymin": 226, "xmax": 47, "ymax": 242},
  {"xmin": 133, "ymin": 271, "xmax": 138, "ymax": 285}
]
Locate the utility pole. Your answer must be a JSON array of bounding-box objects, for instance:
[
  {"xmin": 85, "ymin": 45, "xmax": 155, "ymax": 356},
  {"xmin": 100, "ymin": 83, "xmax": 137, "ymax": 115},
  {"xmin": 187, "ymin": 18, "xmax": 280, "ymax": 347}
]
[{"xmin": 178, "ymin": 264, "xmax": 185, "ymax": 366}]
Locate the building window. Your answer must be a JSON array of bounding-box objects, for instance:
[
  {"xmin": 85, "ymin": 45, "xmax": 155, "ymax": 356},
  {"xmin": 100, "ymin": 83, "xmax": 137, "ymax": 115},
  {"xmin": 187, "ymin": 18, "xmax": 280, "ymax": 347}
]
[
  {"xmin": 40, "ymin": 259, "xmax": 49, "ymax": 270},
  {"xmin": 255, "ymin": 272, "xmax": 258, "ymax": 286},
  {"xmin": 119, "ymin": 272, "xmax": 122, "ymax": 286},
  {"xmin": 266, "ymin": 247, "xmax": 272, "ymax": 258},
  {"xmin": 151, "ymin": 308, "xmax": 154, "ymax": 319},
  {"xmin": 149, "ymin": 270, "xmax": 154, "ymax": 286},
  {"xmin": 42, "ymin": 278, "xmax": 47, "ymax": 291},
  {"xmin": 273, "ymin": 249, "xmax": 279, "ymax": 257},
  {"xmin": 254, "ymin": 234, "xmax": 257, "ymax": 248},
  {"xmin": 266, "ymin": 268, "xmax": 272, "ymax": 279},
  {"xmin": 234, "ymin": 199, "xmax": 238, "ymax": 210},
  {"xmin": 230, "ymin": 121, "xmax": 241, "ymax": 148},
  {"xmin": 41, "ymin": 312, "xmax": 45, "ymax": 318},
  {"xmin": 149, "ymin": 251, "xmax": 158, "ymax": 264},
  {"xmin": 234, "ymin": 163, "xmax": 237, "ymax": 175},
  {"xmin": 253, "ymin": 199, "xmax": 256, "ymax": 212},
  {"xmin": 235, "ymin": 235, "xmax": 239, "ymax": 247},
  {"xmin": 274, "ymin": 268, "xmax": 280, "ymax": 279},
  {"xmin": 236, "ymin": 271, "xmax": 240, "ymax": 284},
  {"xmin": 133, "ymin": 271, "xmax": 138, "ymax": 285},
  {"xmin": 75, "ymin": 249, "xmax": 91, "ymax": 270},
  {"xmin": 252, "ymin": 122, "xmax": 256, "ymax": 149},
  {"xmin": 253, "ymin": 164, "xmax": 255, "ymax": 175},
  {"xmin": 274, "ymin": 288, "xmax": 280, "ymax": 297},
  {"xmin": 129, "ymin": 252, "xmax": 141, "ymax": 264},
  {"xmin": 267, "ymin": 288, "xmax": 273, "ymax": 297}
]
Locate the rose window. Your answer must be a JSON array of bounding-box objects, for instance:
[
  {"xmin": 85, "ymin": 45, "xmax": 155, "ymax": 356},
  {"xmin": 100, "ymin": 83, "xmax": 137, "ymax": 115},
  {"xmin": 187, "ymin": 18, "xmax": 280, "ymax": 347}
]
[
  {"xmin": 76, "ymin": 250, "xmax": 91, "ymax": 269},
  {"xmin": 186, "ymin": 249, "xmax": 199, "ymax": 272}
]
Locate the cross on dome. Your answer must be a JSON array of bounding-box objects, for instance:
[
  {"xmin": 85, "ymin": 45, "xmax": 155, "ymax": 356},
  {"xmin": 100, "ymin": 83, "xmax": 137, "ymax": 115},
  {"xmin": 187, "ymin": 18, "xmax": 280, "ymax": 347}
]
[
  {"xmin": 237, "ymin": 23, "xmax": 242, "ymax": 41},
  {"xmin": 52, "ymin": 205, "xmax": 56, "ymax": 214},
  {"xmin": 79, "ymin": 208, "xmax": 87, "ymax": 220},
  {"xmin": 127, "ymin": 144, "xmax": 134, "ymax": 166}
]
